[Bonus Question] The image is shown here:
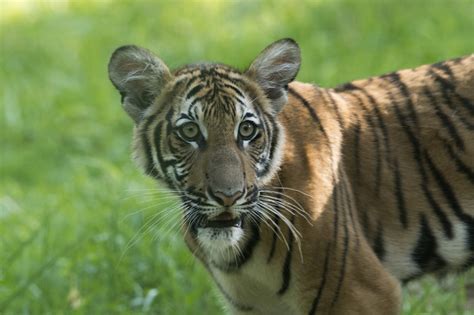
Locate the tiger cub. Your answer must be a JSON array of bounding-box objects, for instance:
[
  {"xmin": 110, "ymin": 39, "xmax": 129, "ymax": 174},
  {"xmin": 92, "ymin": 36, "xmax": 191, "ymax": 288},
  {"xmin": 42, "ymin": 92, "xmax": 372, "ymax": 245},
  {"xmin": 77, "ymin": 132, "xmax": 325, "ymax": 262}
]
[{"xmin": 108, "ymin": 38, "xmax": 474, "ymax": 314}]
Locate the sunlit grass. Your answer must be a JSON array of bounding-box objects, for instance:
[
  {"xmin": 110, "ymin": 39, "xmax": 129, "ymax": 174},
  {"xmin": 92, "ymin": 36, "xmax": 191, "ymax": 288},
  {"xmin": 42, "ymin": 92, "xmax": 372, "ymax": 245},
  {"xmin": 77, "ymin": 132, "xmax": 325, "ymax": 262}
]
[{"xmin": 1, "ymin": 0, "xmax": 473, "ymax": 313}]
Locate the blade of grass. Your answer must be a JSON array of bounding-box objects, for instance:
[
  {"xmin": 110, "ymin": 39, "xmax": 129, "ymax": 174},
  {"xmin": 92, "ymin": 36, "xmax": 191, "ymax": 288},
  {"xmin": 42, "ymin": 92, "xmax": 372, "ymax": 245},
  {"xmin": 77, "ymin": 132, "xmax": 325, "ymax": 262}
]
[{"xmin": 0, "ymin": 235, "xmax": 86, "ymax": 311}]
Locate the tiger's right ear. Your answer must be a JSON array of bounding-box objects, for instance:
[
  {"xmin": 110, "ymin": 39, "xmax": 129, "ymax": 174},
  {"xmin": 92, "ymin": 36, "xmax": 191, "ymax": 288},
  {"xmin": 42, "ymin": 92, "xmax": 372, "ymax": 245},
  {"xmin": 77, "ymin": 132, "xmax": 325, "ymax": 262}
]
[{"xmin": 108, "ymin": 45, "xmax": 171, "ymax": 123}]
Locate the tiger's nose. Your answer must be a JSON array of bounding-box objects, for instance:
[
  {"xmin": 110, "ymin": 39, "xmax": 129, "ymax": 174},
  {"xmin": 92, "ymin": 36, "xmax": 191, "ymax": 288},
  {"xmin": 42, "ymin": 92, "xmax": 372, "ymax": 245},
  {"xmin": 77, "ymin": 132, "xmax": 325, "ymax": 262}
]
[{"xmin": 209, "ymin": 189, "xmax": 244, "ymax": 207}]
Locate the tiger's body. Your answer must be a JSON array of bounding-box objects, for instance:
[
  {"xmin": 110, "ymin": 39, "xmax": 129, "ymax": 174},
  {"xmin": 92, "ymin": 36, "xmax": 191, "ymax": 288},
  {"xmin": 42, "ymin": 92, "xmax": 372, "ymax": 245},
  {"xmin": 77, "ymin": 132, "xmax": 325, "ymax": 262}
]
[
  {"xmin": 338, "ymin": 63, "xmax": 474, "ymax": 282},
  {"xmin": 108, "ymin": 39, "xmax": 474, "ymax": 314}
]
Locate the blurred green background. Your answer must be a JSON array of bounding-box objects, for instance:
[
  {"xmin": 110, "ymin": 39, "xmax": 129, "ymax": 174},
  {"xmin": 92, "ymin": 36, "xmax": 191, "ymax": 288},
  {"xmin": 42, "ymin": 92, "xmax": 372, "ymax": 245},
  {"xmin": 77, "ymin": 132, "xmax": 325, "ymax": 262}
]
[{"xmin": 1, "ymin": 0, "xmax": 473, "ymax": 314}]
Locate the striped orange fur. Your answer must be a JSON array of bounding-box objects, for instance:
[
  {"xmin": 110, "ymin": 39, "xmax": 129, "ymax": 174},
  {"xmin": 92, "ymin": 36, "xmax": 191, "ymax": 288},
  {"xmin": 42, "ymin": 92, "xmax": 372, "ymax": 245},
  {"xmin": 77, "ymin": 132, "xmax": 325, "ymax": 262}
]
[{"xmin": 109, "ymin": 39, "xmax": 473, "ymax": 314}]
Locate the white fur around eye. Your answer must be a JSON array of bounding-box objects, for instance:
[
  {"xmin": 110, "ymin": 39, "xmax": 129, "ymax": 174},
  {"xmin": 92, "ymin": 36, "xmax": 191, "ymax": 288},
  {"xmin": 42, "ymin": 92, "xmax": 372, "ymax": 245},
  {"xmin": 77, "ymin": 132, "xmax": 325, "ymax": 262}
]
[{"xmin": 235, "ymin": 106, "xmax": 260, "ymax": 141}]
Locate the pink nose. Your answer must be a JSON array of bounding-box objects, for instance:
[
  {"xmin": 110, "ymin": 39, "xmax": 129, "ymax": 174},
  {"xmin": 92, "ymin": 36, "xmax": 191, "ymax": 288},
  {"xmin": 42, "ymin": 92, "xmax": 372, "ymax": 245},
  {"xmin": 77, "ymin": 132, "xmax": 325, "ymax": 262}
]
[{"xmin": 210, "ymin": 190, "xmax": 243, "ymax": 207}]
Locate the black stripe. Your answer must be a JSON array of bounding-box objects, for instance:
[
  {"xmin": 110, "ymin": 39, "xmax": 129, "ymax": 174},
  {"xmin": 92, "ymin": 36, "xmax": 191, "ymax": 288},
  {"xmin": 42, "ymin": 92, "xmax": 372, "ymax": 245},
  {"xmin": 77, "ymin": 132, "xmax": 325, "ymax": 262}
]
[
  {"xmin": 428, "ymin": 68, "xmax": 474, "ymax": 116},
  {"xmin": 393, "ymin": 159, "xmax": 408, "ymax": 228},
  {"xmin": 431, "ymin": 61, "xmax": 456, "ymax": 81},
  {"xmin": 428, "ymin": 71, "xmax": 474, "ymax": 131},
  {"xmin": 213, "ymin": 68, "xmax": 245, "ymax": 83},
  {"xmin": 167, "ymin": 136, "xmax": 185, "ymax": 156},
  {"xmin": 295, "ymin": 86, "xmax": 340, "ymax": 186},
  {"xmin": 333, "ymin": 82, "xmax": 360, "ymax": 93},
  {"xmin": 358, "ymin": 89, "xmax": 393, "ymax": 164},
  {"xmin": 139, "ymin": 113, "xmax": 162, "ymax": 179},
  {"xmin": 353, "ymin": 86, "xmax": 408, "ymax": 228},
  {"xmin": 266, "ymin": 112, "xmax": 279, "ymax": 163},
  {"xmin": 387, "ymin": 114, "xmax": 456, "ymax": 239},
  {"xmin": 183, "ymin": 75, "xmax": 198, "ymax": 89},
  {"xmin": 424, "ymin": 87, "xmax": 465, "ymax": 151},
  {"xmin": 220, "ymin": 94, "xmax": 237, "ymax": 116},
  {"xmin": 243, "ymin": 112, "xmax": 257, "ymax": 120},
  {"xmin": 141, "ymin": 128, "xmax": 159, "ymax": 179},
  {"xmin": 451, "ymin": 56, "xmax": 464, "ymax": 64},
  {"xmin": 330, "ymin": 184, "xmax": 350, "ymax": 308},
  {"xmin": 467, "ymin": 223, "xmax": 474, "ymax": 252},
  {"xmin": 223, "ymin": 83, "xmax": 245, "ymax": 98},
  {"xmin": 153, "ymin": 124, "xmax": 173, "ymax": 172},
  {"xmin": 463, "ymin": 255, "xmax": 474, "ymax": 270},
  {"xmin": 373, "ymin": 221, "xmax": 385, "ymax": 261},
  {"xmin": 342, "ymin": 174, "xmax": 360, "ymax": 247},
  {"xmin": 165, "ymin": 107, "xmax": 175, "ymax": 136},
  {"xmin": 288, "ymin": 87, "xmax": 330, "ymax": 141},
  {"xmin": 173, "ymin": 168, "xmax": 187, "ymax": 183},
  {"xmin": 353, "ymin": 117, "xmax": 361, "ymax": 181},
  {"xmin": 385, "ymin": 87, "xmax": 455, "ymax": 235},
  {"xmin": 289, "ymin": 86, "xmax": 337, "ymax": 187},
  {"xmin": 267, "ymin": 188, "xmax": 283, "ymax": 263},
  {"xmin": 350, "ymin": 92, "xmax": 383, "ymax": 196},
  {"xmin": 187, "ymin": 186, "xmax": 207, "ymax": 200},
  {"xmin": 255, "ymin": 112, "xmax": 278, "ymax": 178},
  {"xmin": 441, "ymin": 139, "xmax": 474, "ymax": 185},
  {"xmin": 422, "ymin": 184, "xmax": 453, "ymax": 238},
  {"xmin": 190, "ymin": 94, "xmax": 208, "ymax": 107},
  {"xmin": 324, "ymin": 89, "xmax": 344, "ymax": 130},
  {"xmin": 423, "ymin": 151, "xmax": 473, "ymax": 224},
  {"xmin": 308, "ymin": 242, "xmax": 331, "ymax": 315},
  {"xmin": 332, "ymin": 184, "xmax": 340, "ymax": 247},
  {"xmin": 354, "ymin": 88, "xmax": 410, "ymax": 229},
  {"xmin": 266, "ymin": 211, "xmax": 281, "ymax": 263},
  {"xmin": 351, "ymin": 117, "xmax": 370, "ymax": 237},
  {"xmin": 290, "ymin": 84, "xmax": 348, "ymax": 313},
  {"xmin": 390, "ymin": 87, "xmax": 453, "ymax": 239},
  {"xmin": 412, "ymin": 214, "xmax": 446, "ymax": 272},
  {"xmin": 186, "ymin": 84, "xmax": 204, "ymax": 99},
  {"xmin": 277, "ymin": 214, "xmax": 295, "ymax": 295},
  {"xmin": 384, "ymin": 72, "xmax": 421, "ymax": 130}
]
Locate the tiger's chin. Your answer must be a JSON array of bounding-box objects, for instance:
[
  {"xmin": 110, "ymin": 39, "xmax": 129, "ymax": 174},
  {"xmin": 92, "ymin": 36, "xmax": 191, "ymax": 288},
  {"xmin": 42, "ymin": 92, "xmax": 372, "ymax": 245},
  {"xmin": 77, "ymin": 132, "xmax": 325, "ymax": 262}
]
[{"xmin": 194, "ymin": 216, "xmax": 246, "ymax": 265}]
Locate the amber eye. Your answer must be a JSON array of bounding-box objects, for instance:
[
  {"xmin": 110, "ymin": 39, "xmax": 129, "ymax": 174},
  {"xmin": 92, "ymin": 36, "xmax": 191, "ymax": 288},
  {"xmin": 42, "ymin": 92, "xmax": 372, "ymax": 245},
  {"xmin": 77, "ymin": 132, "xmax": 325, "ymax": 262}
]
[
  {"xmin": 179, "ymin": 122, "xmax": 200, "ymax": 141},
  {"xmin": 239, "ymin": 121, "xmax": 257, "ymax": 140}
]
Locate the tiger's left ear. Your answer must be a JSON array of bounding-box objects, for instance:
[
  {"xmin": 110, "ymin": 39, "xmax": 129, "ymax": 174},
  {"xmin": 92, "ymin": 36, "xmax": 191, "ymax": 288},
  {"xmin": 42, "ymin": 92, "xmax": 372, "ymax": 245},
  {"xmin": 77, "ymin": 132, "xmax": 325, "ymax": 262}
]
[{"xmin": 246, "ymin": 38, "xmax": 301, "ymax": 112}]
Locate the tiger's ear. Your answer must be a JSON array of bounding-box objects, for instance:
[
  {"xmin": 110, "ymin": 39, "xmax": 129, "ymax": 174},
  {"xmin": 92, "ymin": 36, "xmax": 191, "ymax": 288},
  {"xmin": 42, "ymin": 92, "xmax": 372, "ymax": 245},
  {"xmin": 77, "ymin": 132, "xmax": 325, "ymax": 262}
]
[
  {"xmin": 246, "ymin": 38, "xmax": 301, "ymax": 112},
  {"xmin": 108, "ymin": 45, "xmax": 171, "ymax": 123}
]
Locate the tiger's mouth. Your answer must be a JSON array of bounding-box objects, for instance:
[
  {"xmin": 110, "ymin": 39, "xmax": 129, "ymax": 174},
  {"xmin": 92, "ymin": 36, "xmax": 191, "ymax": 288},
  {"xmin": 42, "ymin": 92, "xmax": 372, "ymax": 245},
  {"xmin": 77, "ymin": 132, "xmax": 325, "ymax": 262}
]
[
  {"xmin": 188, "ymin": 206, "xmax": 249, "ymax": 258},
  {"xmin": 198, "ymin": 212, "xmax": 243, "ymax": 229}
]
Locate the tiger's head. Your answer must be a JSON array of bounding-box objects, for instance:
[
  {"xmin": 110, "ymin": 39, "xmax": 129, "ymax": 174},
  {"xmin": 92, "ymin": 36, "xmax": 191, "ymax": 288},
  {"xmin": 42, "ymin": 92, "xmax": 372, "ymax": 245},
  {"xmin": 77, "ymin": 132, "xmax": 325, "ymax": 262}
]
[{"xmin": 109, "ymin": 39, "xmax": 300, "ymax": 264}]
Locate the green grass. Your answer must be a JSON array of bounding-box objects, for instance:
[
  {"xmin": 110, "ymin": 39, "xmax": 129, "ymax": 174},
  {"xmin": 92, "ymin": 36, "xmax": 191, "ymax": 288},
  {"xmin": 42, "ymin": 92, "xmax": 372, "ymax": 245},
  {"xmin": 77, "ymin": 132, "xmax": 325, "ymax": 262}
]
[{"xmin": 1, "ymin": 0, "xmax": 473, "ymax": 314}]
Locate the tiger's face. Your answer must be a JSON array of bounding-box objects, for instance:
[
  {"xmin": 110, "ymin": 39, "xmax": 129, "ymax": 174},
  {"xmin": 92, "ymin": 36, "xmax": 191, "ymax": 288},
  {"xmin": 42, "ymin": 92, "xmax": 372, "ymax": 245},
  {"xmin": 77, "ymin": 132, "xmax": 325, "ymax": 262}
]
[
  {"xmin": 159, "ymin": 72, "xmax": 278, "ymax": 254},
  {"xmin": 109, "ymin": 39, "xmax": 300, "ymax": 263}
]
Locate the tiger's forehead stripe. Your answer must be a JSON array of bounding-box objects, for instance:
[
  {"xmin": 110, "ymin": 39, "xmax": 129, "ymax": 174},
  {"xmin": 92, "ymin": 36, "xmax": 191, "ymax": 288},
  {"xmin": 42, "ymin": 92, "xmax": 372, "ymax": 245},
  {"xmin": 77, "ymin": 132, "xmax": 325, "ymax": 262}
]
[
  {"xmin": 172, "ymin": 70, "xmax": 252, "ymax": 125},
  {"xmin": 171, "ymin": 65, "xmax": 265, "ymax": 118},
  {"xmin": 186, "ymin": 84, "xmax": 205, "ymax": 100}
]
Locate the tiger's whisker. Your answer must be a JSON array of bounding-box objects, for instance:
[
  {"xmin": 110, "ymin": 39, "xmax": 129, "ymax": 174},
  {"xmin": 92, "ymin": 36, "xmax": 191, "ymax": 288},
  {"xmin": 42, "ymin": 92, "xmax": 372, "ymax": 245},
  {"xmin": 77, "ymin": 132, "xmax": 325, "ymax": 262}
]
[
  {"xmin": 254, "ymin": 206, "xmax": 290, "ymax": 251},
  {"xmin": 257, "ymin": 202, "xmax": 302, "ymax": 242},
  {"xmin": 259, "ymin": 194, "xmax": 312, "ymax": 224}
]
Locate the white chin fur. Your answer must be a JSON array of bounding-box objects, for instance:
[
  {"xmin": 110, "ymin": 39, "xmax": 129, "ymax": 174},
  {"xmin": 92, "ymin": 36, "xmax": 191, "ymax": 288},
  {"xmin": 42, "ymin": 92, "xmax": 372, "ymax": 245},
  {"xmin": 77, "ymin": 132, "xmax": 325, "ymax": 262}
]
[{"xmin": 197, "ymin": 227, "xmax": 244, "ymax": 261}]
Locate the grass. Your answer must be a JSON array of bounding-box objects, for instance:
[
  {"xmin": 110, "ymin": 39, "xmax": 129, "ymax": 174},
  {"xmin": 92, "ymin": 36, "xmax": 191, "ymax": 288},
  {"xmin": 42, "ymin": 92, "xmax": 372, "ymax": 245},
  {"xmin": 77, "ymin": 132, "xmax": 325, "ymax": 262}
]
[{"xmin": 1, "ymin": 0, "xmax": 473, "ymax": 314}]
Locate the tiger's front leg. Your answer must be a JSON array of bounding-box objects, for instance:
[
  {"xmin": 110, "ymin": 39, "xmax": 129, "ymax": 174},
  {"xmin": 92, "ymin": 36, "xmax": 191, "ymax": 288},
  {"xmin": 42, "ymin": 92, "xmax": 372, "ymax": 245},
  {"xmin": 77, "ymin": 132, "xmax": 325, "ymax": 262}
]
[{"xmin": 294, "ymin": 238, "xmax": 402, "ymax": 315}]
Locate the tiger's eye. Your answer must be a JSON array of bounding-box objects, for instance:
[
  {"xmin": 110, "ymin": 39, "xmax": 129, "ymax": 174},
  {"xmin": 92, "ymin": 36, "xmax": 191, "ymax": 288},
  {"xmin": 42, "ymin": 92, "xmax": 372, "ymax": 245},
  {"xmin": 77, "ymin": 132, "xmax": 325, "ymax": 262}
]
[
  {"xmin": 239, "ymin": 121, "xmax": 257, "ymax": 140},
  {"xmin": 179, "ymin": 122, "xmax": 200, "ymax": 141}
]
